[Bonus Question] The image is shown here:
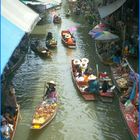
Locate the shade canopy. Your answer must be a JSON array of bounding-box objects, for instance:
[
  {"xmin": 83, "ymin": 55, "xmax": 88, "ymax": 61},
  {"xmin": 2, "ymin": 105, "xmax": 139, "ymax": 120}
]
[
  {"xmin": 98, "ymin": 0, "xmax": 127, "ymax": 19},
  {"xmin": 1, "ymin": 16, "xmax": 25, "ymax": 74},
  {"xmin": 1, "ymin": 0, "xmax": 40, "ymax": 32},
  {"xmin": 95, "ymin": 31, "xmax": 119, "ymax": 41},
  {"xmin": 1, "ymin": 0, "xmax": 40, "ymax": 74}
]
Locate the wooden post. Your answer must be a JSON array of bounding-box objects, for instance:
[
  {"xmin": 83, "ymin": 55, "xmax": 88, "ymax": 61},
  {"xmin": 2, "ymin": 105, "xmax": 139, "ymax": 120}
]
[{"xmin": 96, "ymin": 64, "xmax": 99, "ymax": 78}]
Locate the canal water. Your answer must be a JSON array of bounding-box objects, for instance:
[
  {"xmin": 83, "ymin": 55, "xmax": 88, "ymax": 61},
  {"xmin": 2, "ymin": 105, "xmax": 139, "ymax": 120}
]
[{"xmin": 13, "ymin": 1, "xmax": 132, "ymax": 140}]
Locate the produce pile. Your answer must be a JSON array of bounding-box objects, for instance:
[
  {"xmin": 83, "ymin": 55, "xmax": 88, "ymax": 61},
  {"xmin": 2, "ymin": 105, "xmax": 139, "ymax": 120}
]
[
  {"xmin": 116, "ymin": 78, "xmax": 127, "ymax": 88},
  {"xmin": 32, "ymin": 102, "xmax": 57, "ymax": 126}
]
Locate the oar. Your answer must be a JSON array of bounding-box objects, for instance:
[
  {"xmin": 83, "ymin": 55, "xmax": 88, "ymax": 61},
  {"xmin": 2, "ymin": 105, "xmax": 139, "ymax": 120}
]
[{"xmin": 42, "ymin": 81, "xmax": 47, "ymax": 100}]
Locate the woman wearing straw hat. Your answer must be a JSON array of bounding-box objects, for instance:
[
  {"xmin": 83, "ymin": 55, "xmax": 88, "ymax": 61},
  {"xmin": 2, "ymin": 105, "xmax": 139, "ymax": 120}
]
[
  {"xmin": 0, "ymin": 117, "xmax": 13, "ymax": 140},
  {"xmin": 43, "ymin": 81, "xmax": 57, "ymax": 103}
]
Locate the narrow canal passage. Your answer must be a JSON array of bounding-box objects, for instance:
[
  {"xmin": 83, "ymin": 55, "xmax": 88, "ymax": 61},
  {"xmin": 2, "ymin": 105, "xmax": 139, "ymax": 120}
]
[{"xmin": 13, "ymin": 1, "xmax": 132, "ymax": 140}]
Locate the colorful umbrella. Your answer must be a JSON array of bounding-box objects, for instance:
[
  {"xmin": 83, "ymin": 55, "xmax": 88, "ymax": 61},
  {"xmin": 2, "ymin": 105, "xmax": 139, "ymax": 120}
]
[
  {"xmin": 95, "ymin": 31, "xmax": 119, "ymax": 41},
  {"xmin": 68, "ymin": 26, "xmax": 77, "ymax": 33}
]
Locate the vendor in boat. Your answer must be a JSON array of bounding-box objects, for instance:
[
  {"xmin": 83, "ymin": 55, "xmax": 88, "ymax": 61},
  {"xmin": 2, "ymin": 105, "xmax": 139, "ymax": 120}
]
[
  {"xmin": 0, "ymin": 117, "xmax": 13, "ymax": 140},
  {"xmin": 85, "ymin": 75, "xmax": 99, "ymax": 94},
  {"xmin": 73, "ymin": 59, "xmax": 82, "ymax": 76},
  {"xmin": 43, "ymin": 81, "xmax": 57, "ymax": 103},
  {"xmin": 84, "ymin": 67, "xmax": 93, "ymax": 76},
  {"xmin": 80, "ymin": 62, "xmax": 88, "ymax": 75},
  {"xmin": 5, "ymin": 84, "xmax": 18, "ymax": 117},
  {"xmin": 46, "ymin": 32, "xmax": 53, "ymax": 41},
  {"xmin": 100, "ymin": 79, "xmax": 111, "ymax": 93},
  {"xmin": 120, "ymin": 81, "xmax": 133, "ymax": 104},
  {"xmin": 3, "ymin": 112, "xmax": 14, "ymax": 125}
]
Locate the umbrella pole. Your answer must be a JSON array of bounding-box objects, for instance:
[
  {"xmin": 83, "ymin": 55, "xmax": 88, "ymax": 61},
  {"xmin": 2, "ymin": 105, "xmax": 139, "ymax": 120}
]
[{"xmin": 96, "ymin": 64, "xmax": 99, "ymax": 78}]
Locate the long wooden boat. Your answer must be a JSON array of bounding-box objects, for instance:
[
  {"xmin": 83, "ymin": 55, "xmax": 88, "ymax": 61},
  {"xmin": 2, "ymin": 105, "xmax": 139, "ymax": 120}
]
[
  {"xmin": 30, "ymin": 40, "xmax": 52, "ymax": 58},
  {"xmin": 11, "ymin": 105, "xmax": 20, "ymax": 140},
  {"xmin": 95, "ymin": 42, "xmax": 114, "ymax": 65},
  {"xmin": 119, "ymin": 99, "xmax": 138, "ymax": 140},
  {"xmin": 31, "ymin": 101, "xmax": 58, "ymax": 129},
  {"xmin": 110, "ymin": 58, "xmax": 134, "ymax": 92},
  {"xmin": 61, "ymin": 30, "xmax": 76, "ymax": 49},
  {"xmin": 71, "ymin": 59, "xmax": 95, "ymax": 101}
]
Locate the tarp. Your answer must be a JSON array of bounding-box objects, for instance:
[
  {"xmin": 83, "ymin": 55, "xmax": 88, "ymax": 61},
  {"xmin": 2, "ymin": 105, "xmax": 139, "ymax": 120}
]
[
  {"xmin": 1, "ymin": 16, "xmax": 25, "ymax": 74},
  {"xmin": 98, "ymin": 0, "xmax": 127, "ymax": 19},
  {"xmin": 1, "ymin": 0, "xmax": 40, "ymax": 32},
  {"xmin": 95, "ymin": 31, "xmax": 119, "ymax": 41}
]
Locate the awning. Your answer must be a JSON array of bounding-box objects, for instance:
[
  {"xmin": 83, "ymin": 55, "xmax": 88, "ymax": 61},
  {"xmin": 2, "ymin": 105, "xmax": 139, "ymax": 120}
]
[
  {"xmin": 1, "ymin": 16, "xmax": 25, "ymax": 74},
  {"xmin": 1, "ymin": 0, "xmax": 40, "ymax": 32},
  {"xmin": 98, "ymin": 0, "xmax": 127, "ymax": 19},
  {"xmin": 95, "ymin": 31, "xmax": 119, "ymax": 41}
]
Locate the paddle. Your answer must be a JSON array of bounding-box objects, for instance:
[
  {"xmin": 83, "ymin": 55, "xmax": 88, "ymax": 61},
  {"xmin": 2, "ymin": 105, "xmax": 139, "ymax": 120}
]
[{"xmin": 42, "ymin": 81, "xmax": 47, "ymax": 100}]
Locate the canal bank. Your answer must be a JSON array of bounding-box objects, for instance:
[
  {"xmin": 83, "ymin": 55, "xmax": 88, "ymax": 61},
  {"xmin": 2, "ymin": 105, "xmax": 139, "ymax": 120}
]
[{"xmin": 12, "ymin": 0, "xmax": 133, "ymax": 140}]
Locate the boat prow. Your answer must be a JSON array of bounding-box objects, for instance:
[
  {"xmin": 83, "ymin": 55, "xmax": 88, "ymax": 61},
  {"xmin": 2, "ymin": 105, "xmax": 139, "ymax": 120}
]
[{"xmin": 31, "ymin": 101, "xmax": 58, "ymax": 130}]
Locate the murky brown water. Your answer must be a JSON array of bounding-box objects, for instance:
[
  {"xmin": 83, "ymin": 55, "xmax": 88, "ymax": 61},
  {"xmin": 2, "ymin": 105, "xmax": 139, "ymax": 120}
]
[{"xmin": 12, "ymin": 1, "xmax": 132, "ymax": 140}]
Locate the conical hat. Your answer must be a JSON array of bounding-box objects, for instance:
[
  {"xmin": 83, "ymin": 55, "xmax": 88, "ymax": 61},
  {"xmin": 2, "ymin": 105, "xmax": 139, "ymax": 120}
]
[
  {"xmin": 47, "ymin": 81, "xmax": 56, "ymax": 86},
  {"xmin": 73, "ymin": 59, "xmax": 81, "ymax": 65},
  {"xmin": 81, "ymin": 58, "xmax": 89, "ymax": 64},
  {"xmin": 88, "ymin": 74, "xmax": 97, "ymax": 80}
]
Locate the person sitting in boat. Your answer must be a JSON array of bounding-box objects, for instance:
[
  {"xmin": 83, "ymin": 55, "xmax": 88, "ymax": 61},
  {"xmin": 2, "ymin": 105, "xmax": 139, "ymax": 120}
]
[
  {"xmin": 46, "ymin": 32, "xmax": 53, "ymax": 41},
  {"xmin": 80, "ymin": 62, "xmax": 88, "ymax": 75},
  {"xmin": 100, "ymin": 80, "xmax": 111, "ymax": 93},
  {"xmin": 85, "ymin": 75, "xmax": 99, "ymax": 94},
  {"xmin": 5, "ymin": 84, "xmax": 18, "ymax": 117},
  {"xmin": 120, "ymin": 81, "xmax": 133, "ymax": 104},
  {"xmin": 43, "ymin": 81, "xmax": 57, "ymax": 103},
  {"xmin": 84, "ymin": 67, "xmax": 93, "ymax": 75},
  {"xmin": 73, "ymin": 59, "xmax": 81, "ymax": 75},
  {"xmin": 3, "ymin": 112, "xmax": 14, "ymax": 125},
  {"xmin": 0, "ymin": 118, "xmax": 13, "ymax": 140}
]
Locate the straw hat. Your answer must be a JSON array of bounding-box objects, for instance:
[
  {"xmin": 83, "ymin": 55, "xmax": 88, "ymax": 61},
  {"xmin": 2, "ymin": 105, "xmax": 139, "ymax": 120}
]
[
  {"xmin": 80, "ymin": 62, "xmax": 87, "ymax": 68},
  {"xmin": 73, "ymin": 59, "xmax": 81, "ymax": 65},
  {"xmin": 88, "ymin": 74, "xmax": 97, "ymax": 80},
  {"xmin": 81, "ymin": 58, "xmax": 89, "ymax": 64},
  {"xmin": 65, "ymin": 34, "xmax": 71, "ymax": 38},
  {"xmin": 47, "ymin": 81, "xmax": 56, "ymax": 86}
]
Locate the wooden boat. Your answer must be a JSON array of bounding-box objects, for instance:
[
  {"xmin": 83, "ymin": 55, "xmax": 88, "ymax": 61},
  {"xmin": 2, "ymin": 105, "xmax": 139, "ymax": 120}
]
[
  {"xmin": 61, "ymin": 30, "xmax": 76, "ymax": 49},
  {"xmin": 11, "ymin": 105, "xmax": 20, "ymax": 140},
  {"xmin": 53, "ymin": 15, "xmax": 61, "ymax": 24},
  {"xmin": 110, "ymin": 58, "xmax": 134, "ymax": 92},
  {"xmin": 46, "ymin": 38, "xmax": 57, "ymax": 49},
  {"xmin": 95, "ymin": 41, "xmax": 114, "ymax": 65},
  {"xmin": 98, "ymin": 72, "xmax": 115, "ymax": 103},
  {"xmin": 31, "ymin": 101, "xmax": 58, "ymax": 129},
  {"xmin": 71, "ymin": 59, "xmax": 95, "ymax": 101},
  {"xmin": 31, "ymin": 40, "xmax": 52, "ymax": 57},
  {"xmin": 119, "ymin": 99, "xmax": 138, "ymax": 140}
]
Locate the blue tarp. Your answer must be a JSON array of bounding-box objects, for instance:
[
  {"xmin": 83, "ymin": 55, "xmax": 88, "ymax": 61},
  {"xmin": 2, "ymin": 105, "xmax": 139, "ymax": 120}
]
[{"xmin": 1, "ymin": 16, "xmax": 25, "ymax": 74}]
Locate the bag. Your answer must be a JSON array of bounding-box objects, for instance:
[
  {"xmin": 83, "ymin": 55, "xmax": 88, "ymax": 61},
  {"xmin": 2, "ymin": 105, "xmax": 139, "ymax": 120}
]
[{"xmin": 124, "ymin": 100, "xmax": 134, "ymax": 112}]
